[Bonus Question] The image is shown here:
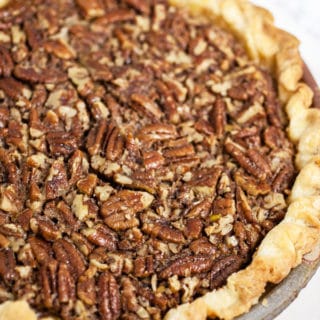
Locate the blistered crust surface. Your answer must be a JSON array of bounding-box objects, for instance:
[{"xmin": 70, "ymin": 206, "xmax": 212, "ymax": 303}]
[{"xmin": 164, "ymin": 0, "xmax": 320, "ymax": 320}]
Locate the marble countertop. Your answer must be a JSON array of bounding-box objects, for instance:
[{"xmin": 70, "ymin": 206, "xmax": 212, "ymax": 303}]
[
  {"xmin": 252, "ymin": 1, "xmax": 320, "ymax": 319},
  {"xmin": 252, "ymin": 0, "xmax": 320, "ymax": 83}
]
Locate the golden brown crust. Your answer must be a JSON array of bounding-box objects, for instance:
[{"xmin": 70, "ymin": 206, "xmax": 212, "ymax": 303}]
[
  {"xmin": 0, "ymin": 0, "xmax": 10, "ymax": 8},
  {"xmin": 0, "ymin": 300, "xmax": 38, "ymax": 320},
  {"xmin": 164, "ymin": 1, "xmax": 320, "ymax": 320},
  {"xmin": 1, "ymin": 1, "xmax": 320, "ymax": 320}
]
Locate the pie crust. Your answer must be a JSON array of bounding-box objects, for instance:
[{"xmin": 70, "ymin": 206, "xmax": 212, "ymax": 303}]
[{"xmin": 0, "ymin": 1, "xmax": 320, "ymax": 320}]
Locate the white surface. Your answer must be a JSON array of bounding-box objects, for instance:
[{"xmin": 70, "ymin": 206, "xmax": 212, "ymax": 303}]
[{"xmin": 251, "ymin": 1, "xmax": 320, "ymax": 319}]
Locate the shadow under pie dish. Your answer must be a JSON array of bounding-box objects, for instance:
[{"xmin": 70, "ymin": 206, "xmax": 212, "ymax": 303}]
[{"xmin": 0, "ymin": 0, "xmax": 320, "ymax": 319}]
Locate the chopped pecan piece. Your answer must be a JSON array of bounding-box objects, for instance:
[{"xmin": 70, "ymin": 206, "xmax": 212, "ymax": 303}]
[
  {"xmin": 46, "ymin": 131, "xmax": 79, "ymax": 156},
  {"xmin": 131, "ymin": 93, "xmax": 163, "ymax": 120},
  {"xmin": 155, "ymin": 80, "xmax": 179, "ymax": 123},
  {"xmin": 45, "ymin": 158, "xmax": 69, "ymax": 200},
  {"xmin": 190, "ymin": 237, "xmax": 216, "ymax": 255},
  {"xmin": 121, "ymin": 277, "xmax": 139, "ymax": 313},
  {"xmin": 236, "ymin": 187, "xmax": 256, "ymax": 223},
  {"xmin": 77, "ymin": 174, "xmax": 98, "ymax": 195},
  {"xmin": 264, "ymin": 126, "xmax": 285, "ymax": 149},
  {"xmin": 68, "ymin": 150, "xmax": 89, "ymax": 185},
  {"xmin": 77, "ymin": 272, "xmax": 97, "ymax": 305},
  {"xmin": 184, "ymin": 218, "xmax": 203, "ymax": 239},
  {"xmin": 44, "ymin": 39, "xmax": 75, "ymax": 60},
  {"xmin": 86, "ymin": 120, "xmax": 108, "ymax": 156},
  {"xmin": 84, "ymin": 58, "xmax": 112, "ymax": 82},
  {"xmin": 76, "ymin": 0, "xmax": 105, "ymax": 19},
  {"xmin": 86, "ymin": 121, "xmax": 124, "ymax": 161},
  {"xmin": 186, "ymin": 200, "xmax": 212, "ymax": 218},
  {"xmin": 24, "ymin": 20, "xmax": 43, "ymax": 49},
  {"xmin": 209, "ymin": 97, "xmax": 226, "ymax": 137},
  {"xmin": 124, "ymin": 0, "xmax": 150, "ymax": 14},
  {"xmin": 0, "ymin": 249, "xmax": 17, "ymax": 284},
  {"xmin": 134, "ymin": 256, "xmax": 154, "ymax": 277}
]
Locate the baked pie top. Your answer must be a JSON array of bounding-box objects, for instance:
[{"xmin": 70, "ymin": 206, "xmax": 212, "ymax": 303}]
[{"xmin": 0, "ymin": 0, "xmax": 319, "ymax": 320}]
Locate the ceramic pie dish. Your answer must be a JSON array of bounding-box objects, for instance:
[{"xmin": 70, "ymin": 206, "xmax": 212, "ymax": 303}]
[{"xmin": 0, "ymin": 1, "xmax": 319, "ymax": 320}]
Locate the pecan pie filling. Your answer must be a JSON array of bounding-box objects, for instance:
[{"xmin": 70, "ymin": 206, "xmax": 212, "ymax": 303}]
[{"xmin": 0, "ymin": 0, "xmax": 296, "ymax": 319}]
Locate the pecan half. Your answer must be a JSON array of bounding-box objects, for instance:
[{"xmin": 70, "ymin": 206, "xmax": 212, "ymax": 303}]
[
  {"xmin": 58, "ymin": 263, "xmax": 76, "ymax": 304},
  {"xmin": 14, "ymin": 65, "xmax": 68, "ymax": 84},
  {"xmin": 160, "ymin": 255, "xmax": 213, "ymax": 279},
  {"xmin": 82, "ymin": 224, "xmax": 117, "ymax": 251},
  {"xmin": 210, "ymin": 255, "xmax": 244, "ymax": 289},
  {"xmin": 137, "ymin": 123, "xmax": 177, "ymax": 143},
  {"xmin": 143, "ymin": 222, "xmax": 185, "ymax": 244},
  {"xmin": 40, "ymin": 259, "xmax": 58, "ymax": 308},
  {"xmin": 86, "ymin": 121, "xmax": 124, "ymax": 161},
  {"xmin": 234, "ymin": 171, "xmax": 271, "ymax": 196},
  {"xmin": 101, "ymin": 190, "xmax": 154, "ymax": 231},
  {"xmin": 225, "ymin": 139, "xmax": 268, "ymax": 180},
  {"xmin": 143, "ymin": 151, "xmax": 165, "ymax": 170},
  {"xmin": 31, "ymin": 216, "xmax": 61, "ymax": 241},
  {"xmin": 93, "ymin": 9, "xmax": 135, "ymax": 26},
  {"xmin": 29, "ymin": 236, "xmax": 53, "ymax": 265},
  {"xmin": 98, "ymin": 271, "xmax": 121, "ymax": 320},
  {"xmin": 272, "ymin": 165, "xmax": 295, "ymax": 192},
  {"xmin": 0, "ymin": 77, "xmax": 25, "ymax": 100},
  {"xmin": 53, "ymin": 239, "xmax": 86, "ymax": 279},
  {"xmin": 105, "ymin": 123, "xmax": 125, "ymax": 162}
]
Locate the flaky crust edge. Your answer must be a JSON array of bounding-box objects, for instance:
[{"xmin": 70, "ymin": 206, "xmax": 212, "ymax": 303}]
[{"xmin": 0, "ymin": 1, "xmax": 319, "ymax": 319}]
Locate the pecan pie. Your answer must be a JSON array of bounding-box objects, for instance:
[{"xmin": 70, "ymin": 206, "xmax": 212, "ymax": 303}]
[{"xmin": 0, "ymin": 0, "xmax": 320, "ymax": 320}]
